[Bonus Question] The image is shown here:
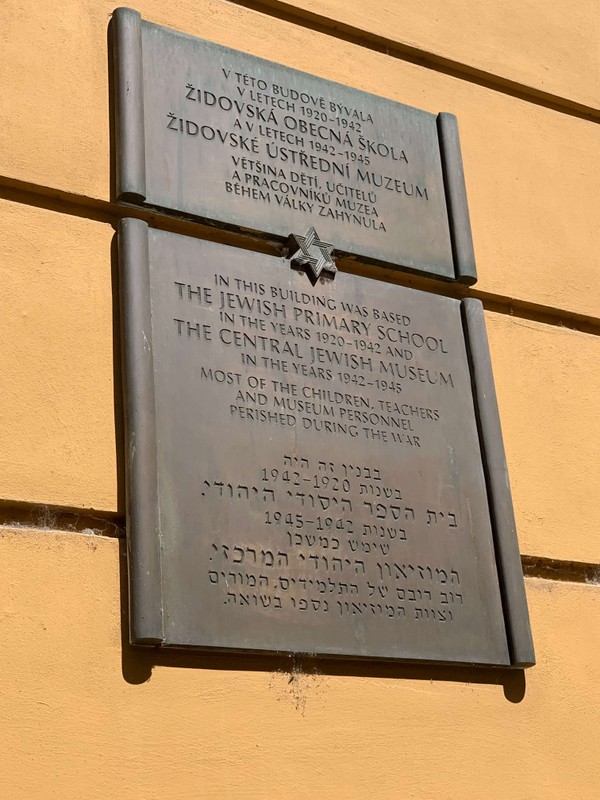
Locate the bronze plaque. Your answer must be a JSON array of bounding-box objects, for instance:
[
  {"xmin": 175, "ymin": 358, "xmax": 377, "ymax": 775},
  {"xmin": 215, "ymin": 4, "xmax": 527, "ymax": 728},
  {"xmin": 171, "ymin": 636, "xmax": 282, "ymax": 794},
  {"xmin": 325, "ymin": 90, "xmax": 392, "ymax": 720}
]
[
  {"xmin": 119, "ymin": 219, "xmax": 534, "ymax": 666},
  {"xmin": 112, "ymin": 8, "xmax": 476, "ymax": 283}
]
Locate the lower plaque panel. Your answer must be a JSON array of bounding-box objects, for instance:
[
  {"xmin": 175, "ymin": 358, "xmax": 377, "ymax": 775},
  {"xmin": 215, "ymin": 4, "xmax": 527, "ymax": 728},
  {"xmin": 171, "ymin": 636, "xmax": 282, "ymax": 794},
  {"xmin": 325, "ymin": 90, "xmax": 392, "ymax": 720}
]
[{"xmin": 119, "ymin": 220, "xmax": 527, "ymax": 665}]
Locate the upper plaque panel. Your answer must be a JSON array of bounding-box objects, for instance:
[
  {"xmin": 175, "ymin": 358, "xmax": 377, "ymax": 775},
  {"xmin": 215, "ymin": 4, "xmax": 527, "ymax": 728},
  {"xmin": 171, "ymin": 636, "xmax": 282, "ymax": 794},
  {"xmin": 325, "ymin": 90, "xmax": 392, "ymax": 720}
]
[
  {"xmin": 118, "ymin": 219, "xmax": 534, "ymax": 667},
  {"xmin": 112, "ymin": 8, "xmax": 477, "ymax": 283}
]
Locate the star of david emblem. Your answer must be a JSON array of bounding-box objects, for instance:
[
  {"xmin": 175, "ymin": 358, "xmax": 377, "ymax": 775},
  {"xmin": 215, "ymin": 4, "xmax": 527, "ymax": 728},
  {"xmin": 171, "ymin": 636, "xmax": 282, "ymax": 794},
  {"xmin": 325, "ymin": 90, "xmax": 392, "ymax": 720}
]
[{"xmin": 287, "ymin": 227, "xmax": 337, "ymax": 282}]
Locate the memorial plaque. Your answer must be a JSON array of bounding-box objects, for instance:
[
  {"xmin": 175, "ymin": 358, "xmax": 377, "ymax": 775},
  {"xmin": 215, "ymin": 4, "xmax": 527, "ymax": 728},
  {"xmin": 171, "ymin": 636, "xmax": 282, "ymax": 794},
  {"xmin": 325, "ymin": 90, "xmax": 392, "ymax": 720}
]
[
  {"xmin": 112, "ymin": 8, "xmax": 476, "ymax": 283},
  {"xmin": 119, "ymin": 218, "xmax": 534, "ymax": 666}
]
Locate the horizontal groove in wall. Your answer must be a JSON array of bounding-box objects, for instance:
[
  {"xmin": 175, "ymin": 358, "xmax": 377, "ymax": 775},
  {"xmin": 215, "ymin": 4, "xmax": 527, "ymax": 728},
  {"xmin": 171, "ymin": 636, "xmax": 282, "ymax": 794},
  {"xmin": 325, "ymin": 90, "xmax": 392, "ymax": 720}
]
[
  {"xmin": 0, "ymin": 500, "xmax": 124, "ymax": 538},
  {"xmin": 522, "ymin": 556, "xmax": 600, "ymax": 585},
  {"xmin": 0, "ymin": 503, "xmax": 597, "ymax": 584},
  {"xmin": 228, "ymin": 0, "xmax": 600, "ymax": 122},
  {"xmin": 2, "ymin": 176, "xmax": 600, "ymax": 335}
]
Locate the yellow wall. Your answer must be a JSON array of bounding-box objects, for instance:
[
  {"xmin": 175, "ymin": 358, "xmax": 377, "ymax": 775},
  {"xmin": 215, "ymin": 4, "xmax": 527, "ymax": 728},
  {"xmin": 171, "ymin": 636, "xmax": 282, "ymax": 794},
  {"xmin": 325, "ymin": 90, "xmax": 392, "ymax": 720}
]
[
  {"xmin": 257, "ymin": 0, "xmax": 600, "ymax": 111},
  {"xmin": 0, "ymin": 2, "xmax": 599, "ymax": 798},
  {"xmin": 1, "ymin": 527, "xmax": 599, "ymax": 799}
]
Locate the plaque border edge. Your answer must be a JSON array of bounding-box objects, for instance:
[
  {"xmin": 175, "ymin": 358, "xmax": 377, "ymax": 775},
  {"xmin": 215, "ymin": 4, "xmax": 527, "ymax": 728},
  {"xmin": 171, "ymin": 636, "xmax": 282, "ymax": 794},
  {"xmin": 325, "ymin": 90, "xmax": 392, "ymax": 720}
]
[
  {"xmin": 112, "ymin": 8, "xmax": 147, "ymax": 202},
  {"xmin": 461, "ymin": 297, "xmax": 535, "ymax": 667},
  {"xmin": 438, "ymin": 114, "xmax": 478, "ymax": 286},
  {"xmin": 118, "ymin": 217, "xmax": 164, "ymax": 644}
]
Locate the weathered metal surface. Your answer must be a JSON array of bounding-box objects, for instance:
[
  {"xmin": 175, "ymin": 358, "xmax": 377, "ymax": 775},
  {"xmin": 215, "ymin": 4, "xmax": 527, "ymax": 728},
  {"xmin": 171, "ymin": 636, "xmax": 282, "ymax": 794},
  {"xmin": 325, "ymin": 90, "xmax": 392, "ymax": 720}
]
[
  {"xmin": 112, "ymin": 8, "xmax": 477, "ymax": 284},
  {"xmin": 119, "ymin": 219, "xmax": 534, "ymax": 666}
]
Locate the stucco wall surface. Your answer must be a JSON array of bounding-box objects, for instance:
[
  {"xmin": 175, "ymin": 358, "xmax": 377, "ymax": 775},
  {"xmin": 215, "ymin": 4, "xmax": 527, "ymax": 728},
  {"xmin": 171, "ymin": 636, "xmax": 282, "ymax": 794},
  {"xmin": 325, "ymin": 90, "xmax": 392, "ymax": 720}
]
[
  {"xmin": 0, "ymin": 2, "xmax": 599, "ymax": 317},
  {"xmin": 248, "ymin": 0, "xmax": 600, "ymax": 109},
  {"xmin": 0, "ymin": 528, "xmax": 599, "ymax": 800},
  {"xmin": 0, "ymin": 200, "xmax": 117, "ymax": 511},
  {"xmin": 260, "ymin": 0, "xmax": 600, "ymax": 110}
]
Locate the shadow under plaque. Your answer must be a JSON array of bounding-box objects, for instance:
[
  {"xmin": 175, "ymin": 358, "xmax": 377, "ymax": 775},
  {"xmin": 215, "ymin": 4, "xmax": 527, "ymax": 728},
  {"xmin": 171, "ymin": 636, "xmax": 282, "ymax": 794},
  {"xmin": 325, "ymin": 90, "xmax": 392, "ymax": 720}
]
[
  {"xmin": 111, "ymin": 7, "xmax": 476, "ymax": 284},
  {"xmin": 117, "ymin": 218, "xmax": 534, "ymax": 669}
]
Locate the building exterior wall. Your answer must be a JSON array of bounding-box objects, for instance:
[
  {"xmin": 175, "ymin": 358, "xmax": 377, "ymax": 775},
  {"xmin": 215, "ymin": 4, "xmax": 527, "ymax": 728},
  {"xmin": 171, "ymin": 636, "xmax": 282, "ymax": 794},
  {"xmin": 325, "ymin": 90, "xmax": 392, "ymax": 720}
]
[{"xmin": 0, "ymin": 2, "xmax": 598, "ymax": 797}]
